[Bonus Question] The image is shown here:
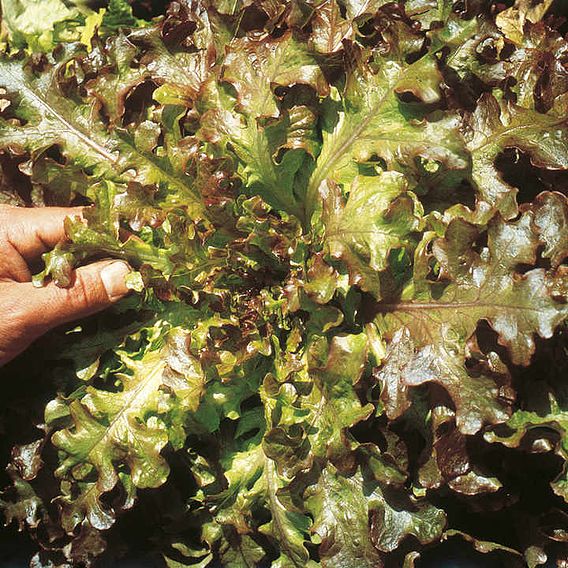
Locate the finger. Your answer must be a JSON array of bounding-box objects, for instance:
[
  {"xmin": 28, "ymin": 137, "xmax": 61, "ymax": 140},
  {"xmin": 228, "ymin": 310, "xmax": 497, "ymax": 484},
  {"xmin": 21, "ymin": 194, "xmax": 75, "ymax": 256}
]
[
  {"xmin": 0, "ymin": 241, "xmax": 32, "ymax": 283},
  {"xmin": 16, "ymin": 260, "xmax": 131, "ymax": 336},
  {"xmin": 0, "ymin": 205, "xmax": 85, "ymax": 262}
]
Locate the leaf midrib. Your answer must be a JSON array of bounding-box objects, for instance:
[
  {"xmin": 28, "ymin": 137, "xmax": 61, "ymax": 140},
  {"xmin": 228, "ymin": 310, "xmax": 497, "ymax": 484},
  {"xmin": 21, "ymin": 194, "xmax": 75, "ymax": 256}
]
[
  {"xmin": 84, "ymin": 357, "xmax": 166, "ymax": 468},
  {"xmin": 10, "ymin": 66, "xmax": 117, "ymax": 163},
  {"xmin": 115, "ymin": 130, "xmax": 204, "ymax": 208},
  {"xmin": 305, "ymin": 54, "xmax": 449, "ymax": 220},
  {"xmin": 306, "ymin": 86, "xmax": 394, "ymax": 213},
  {"xmin": 471, "ymin": 117, "xmax": 567, "ymax": 155},
  {"xmin": 376, "ymin": 301, "xmax": 556, "ymax": 313},
  {"xmin": 264, "ymin": 458, "xmax": 306, "ymax": 568},
  {"xmin": 2, "ymin": 62, "xmax": 206, "ymax": 217}
]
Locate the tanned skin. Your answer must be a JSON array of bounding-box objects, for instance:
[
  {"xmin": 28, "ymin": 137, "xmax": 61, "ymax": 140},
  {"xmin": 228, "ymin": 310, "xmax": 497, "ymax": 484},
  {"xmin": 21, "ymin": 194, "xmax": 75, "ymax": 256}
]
[{"xmin": 0, "ymin": 205, "xmax": 130, "ymax": 365}]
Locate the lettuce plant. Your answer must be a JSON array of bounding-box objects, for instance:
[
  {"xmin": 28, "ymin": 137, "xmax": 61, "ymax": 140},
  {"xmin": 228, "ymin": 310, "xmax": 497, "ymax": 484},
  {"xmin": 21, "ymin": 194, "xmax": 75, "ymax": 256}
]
[{"xmin": 0, "ymin": 0, "xmax": 567, "ymax": 566}]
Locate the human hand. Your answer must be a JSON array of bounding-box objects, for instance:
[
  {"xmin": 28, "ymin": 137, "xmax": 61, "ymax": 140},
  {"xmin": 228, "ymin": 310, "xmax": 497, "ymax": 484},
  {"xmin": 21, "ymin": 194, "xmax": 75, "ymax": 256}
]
[{"xmin": 0, "ymin": 205, "xmax": 130, "ymax": 366}]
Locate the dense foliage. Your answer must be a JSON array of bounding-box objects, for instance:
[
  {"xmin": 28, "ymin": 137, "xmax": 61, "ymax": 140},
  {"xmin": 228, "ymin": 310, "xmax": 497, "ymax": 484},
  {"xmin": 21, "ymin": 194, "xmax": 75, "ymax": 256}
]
[{"xmin": 0, "ymin": 0, "xmax": 568, "ymax": 566}]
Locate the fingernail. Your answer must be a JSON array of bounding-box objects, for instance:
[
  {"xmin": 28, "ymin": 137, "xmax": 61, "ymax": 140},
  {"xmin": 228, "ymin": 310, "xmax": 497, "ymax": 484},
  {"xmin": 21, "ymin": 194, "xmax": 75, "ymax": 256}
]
[{"xmin": 101, "ymin": 261, "xmax": 131, "ymax": 302}]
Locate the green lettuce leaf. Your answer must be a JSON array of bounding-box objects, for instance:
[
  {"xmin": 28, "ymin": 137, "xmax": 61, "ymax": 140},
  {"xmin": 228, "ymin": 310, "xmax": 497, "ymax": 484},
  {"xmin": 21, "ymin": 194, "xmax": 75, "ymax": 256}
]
[
  {"xmin": 322, "ymin": 171, "xmax": 422, "ymax": 296},
  {"xmin": 1, "ymin": 0, "xmax": 76, "ymax": 51},
  {"xmin": 464, "ymin": 94, "xmax": 568, "ymax": 221}
]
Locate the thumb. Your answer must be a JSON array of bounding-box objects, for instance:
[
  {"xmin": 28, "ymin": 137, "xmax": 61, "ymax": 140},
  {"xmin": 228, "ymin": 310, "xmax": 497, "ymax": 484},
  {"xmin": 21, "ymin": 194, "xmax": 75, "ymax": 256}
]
[
  {"xmin": 0, "ymin": 261, "xmax": 131, "ymax": 365},
  {"xmin": 23, "ymin": 260, "xmax": 131, "ymax": 334}
]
